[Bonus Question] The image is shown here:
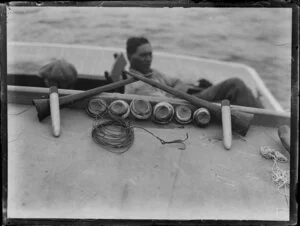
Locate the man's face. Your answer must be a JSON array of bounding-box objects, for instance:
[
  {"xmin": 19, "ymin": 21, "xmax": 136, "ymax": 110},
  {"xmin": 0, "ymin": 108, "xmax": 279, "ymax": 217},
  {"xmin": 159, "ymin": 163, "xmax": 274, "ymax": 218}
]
[{"xmin": 129, "ymin": 43, "xmax": 153, "ymax": 74}]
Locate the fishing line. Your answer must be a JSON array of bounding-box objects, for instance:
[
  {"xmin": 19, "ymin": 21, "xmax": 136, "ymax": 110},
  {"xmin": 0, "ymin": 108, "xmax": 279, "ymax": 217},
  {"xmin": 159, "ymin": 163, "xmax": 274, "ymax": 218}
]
[
  {"xmin": 260, "ymin": 146, "xmax": 289, "ymax": 204},
  {"xmin": 91, "ymin": 113, "xmax": 189, "ymax": 154},
  {"xmin": 271, "ymin": 157, "xmax": 290, "ymax": 204},
  {"xmin": 133, "ymin": 126, "xmax": 188, "ymax": 147}
]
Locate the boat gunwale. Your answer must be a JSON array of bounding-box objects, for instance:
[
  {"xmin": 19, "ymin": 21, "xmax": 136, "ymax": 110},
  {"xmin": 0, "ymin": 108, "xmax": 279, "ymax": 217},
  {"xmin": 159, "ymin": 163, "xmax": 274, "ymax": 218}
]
[
  {"xmin": 7, "ymin": 41, "xmax": 285, "ymax": 112},
  {"xmin": 7, "ymin": 84, "xmax": 291, "ymax": 120}
]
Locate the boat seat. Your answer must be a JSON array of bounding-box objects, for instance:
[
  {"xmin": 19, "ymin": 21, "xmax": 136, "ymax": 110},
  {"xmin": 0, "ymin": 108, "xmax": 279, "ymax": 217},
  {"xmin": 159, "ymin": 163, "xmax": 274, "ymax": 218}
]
[{"xmin": 104, "ymin": 53, "xmax": 127, "ymax": 94}]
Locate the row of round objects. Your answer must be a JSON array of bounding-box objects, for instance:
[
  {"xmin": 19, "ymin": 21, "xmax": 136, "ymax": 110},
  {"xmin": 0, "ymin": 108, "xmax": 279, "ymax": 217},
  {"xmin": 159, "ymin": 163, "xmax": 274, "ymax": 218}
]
[{"xmin": 86, "ymin": 97, "xmax": 211, "ymax": 127}]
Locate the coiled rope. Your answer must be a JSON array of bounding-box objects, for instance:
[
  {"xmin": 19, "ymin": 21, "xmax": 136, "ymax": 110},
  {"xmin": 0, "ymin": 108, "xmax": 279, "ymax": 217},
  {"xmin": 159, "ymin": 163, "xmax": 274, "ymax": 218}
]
[
  {"xmin": 91, "ymin": 113, "xmax": 189, "ymax": 154},
  {"xmin": 92, "ymin": 116, "xmax": 134, "ymax": 154},
  {"xmin": 271, "ymin": 157, "xmax": 290, "ymax": 204},
  {"xmin": 260, "ymin": 146, "xmax": 289, "ymax": 204}
]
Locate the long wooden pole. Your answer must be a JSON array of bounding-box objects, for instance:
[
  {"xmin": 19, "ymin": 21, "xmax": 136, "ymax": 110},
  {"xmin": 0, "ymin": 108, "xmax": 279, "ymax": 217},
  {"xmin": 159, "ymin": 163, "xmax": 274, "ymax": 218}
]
[
  {"xmin": 32, "ymin": 76, "xmax": 142, "ymax": 121},
  {"xmin": 213, "ymin": 103, "xmax": 290, "ymax": 118},
  {"xmin": 124, "ymin": 70, "xmax": 254, "ymax": 136}
]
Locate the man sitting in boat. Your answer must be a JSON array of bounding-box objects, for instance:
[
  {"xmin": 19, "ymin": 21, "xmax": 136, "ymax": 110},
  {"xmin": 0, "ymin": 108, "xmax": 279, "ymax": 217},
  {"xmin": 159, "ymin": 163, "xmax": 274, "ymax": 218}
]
[{"xmin": 125, "ymin": 36, "xmax": 263, "ymax": 108}]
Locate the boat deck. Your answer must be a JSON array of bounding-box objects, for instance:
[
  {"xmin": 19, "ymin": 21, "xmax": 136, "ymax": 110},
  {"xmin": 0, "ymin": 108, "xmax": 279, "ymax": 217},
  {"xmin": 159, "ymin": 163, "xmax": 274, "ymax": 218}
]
[
  {"xmin": 7, "ymin": 92, "xmax": 290, "ymax": 220},
  {"xmin": 6, "ymin": 42, "xmax": 290, "ymax": 220}
]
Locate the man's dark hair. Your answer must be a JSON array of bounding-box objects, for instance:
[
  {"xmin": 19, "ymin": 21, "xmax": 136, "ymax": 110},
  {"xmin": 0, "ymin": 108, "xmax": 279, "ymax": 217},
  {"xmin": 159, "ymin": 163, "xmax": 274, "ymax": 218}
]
[{"xmin": 126, "ymin": 37, "xmax": 150, "ymax": 59}]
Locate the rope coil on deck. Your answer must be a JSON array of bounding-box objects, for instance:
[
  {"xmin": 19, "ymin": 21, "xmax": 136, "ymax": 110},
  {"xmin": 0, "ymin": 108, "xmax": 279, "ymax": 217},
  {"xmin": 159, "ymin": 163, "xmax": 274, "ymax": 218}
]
[
  {"xmin": 92, "ymin": 115, "xmax": 135, "ymax": 154},
  {"xmin": 260, "ymin": 146, "xmax": 289, "ymax": 203},
  {"xmin": 91, "ymin": 112, "xmax": 189, "ymax": 154}
]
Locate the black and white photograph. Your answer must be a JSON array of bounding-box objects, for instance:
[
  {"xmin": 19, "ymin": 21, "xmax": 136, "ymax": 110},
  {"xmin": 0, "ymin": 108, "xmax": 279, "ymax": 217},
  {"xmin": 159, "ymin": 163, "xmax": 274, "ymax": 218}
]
[{"xmin": 3, "ymin": 3, "xmax": 296, "ymax": 223}]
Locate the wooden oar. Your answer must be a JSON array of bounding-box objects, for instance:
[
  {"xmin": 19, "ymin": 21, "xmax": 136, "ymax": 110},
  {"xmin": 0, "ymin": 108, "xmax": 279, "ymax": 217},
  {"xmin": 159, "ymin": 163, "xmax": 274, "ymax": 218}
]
[
  {"xmin": 213, "ymin": 103, "xmax": 290, "ymax": 118},
  {"xmin": 124, "ymin": 70, "xmax": 254, "ymax": 136},
  {"xmin": 32, "ymin": 76, "xmax": 142, "ymax": 121}
]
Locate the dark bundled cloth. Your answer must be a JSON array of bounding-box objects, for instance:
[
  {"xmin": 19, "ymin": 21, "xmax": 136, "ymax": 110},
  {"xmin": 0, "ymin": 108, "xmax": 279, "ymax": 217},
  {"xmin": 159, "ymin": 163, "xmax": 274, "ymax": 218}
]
[
  {"xmin": 187, "ymin": 78, "xmax": 213, "ymax": 95},
  {"xmin": 38, "ymin": 59, "xmax": 78, "ymax": 89}
]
